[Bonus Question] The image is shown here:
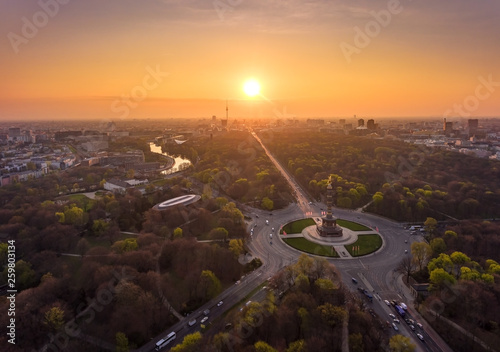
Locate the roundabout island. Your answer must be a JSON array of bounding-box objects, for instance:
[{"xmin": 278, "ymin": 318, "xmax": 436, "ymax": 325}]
[
  {"xmin": 279, "ymin": 177, "xmax": 382, "ymax": 259},
  {"xmin": 280, "ymin": 218, "xmax": 382, "ymax": 259}
]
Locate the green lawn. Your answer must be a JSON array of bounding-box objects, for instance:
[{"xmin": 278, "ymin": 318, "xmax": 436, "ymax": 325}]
[
  {"xmin": 336, "ymin": 219, "xmax": 371, "ymax": 231},
  {"xmin": 283, "ymin": 237, "xmax": 339, "ymax": 257},
  {"xmin": 345, "ymin": 234, "xmax": 382, "ymax": 256},
  {"xmin": 281, "ymin": 218, "xmax": 316, "ymax": 234}
]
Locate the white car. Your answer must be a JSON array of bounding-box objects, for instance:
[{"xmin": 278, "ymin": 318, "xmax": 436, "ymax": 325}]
[
  {"xmin": 392, "ymin": 323, "xmax": 399, "ymax": 331},
  {"xmin": 217, "ymin": 301, "xmax": 223, "ymax": 307},
  {"xmin": 400, "ymin": 302, "xmax": 407, "ymax": 310},
  {"xmin": 416, "ymin": 333, "xmax": 424, "ymax": 341},
  {"xmin": 188, "ymin": 319, "xmax": 196, "ymax": 327},
  {"xmin": 384, "ymin": 300, "xmax": 391, "ymax": 306},
  {"xmin": 416, "ymin": 322, "xmax": 423, "ymax": 329},
  {"xmin": 393, "ymin": 319, "xmax": 400, "ymax": 324},
  {"xmin": 200, "ymin": 317, "xmax": 208, "ymax": 324},
  {"xmin": 389, "ymin": 313, "xmax": 396, "ymax": 319}
]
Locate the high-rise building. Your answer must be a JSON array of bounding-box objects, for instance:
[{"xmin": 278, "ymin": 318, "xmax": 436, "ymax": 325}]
[
  {"xmin": 367, "ymin": 119, "xmax": 375, "ymax": 130},
  {"xmin": 357, "ymin": 119, "xmax": 364, "ymax": 127},
  {"xmin": 468, "ymin": 119, "xmax": 478, "ymax": 136}
]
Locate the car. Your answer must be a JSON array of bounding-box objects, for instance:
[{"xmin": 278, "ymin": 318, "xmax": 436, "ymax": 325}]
[
  {"xmin": 391, "ymin": 300, "xmax": 397, "ymax": 306},
  {"xmin": 351, "ymin": 277, "xmax": 358, "ymax": 284},
  {"xmin": 389, "ymin": 313, "xmax": 396, "ymax": 319},
  {"xmin": 203, "ymin": 309, "xmax": 210, "ymax": 316},
  {"xmin": 384, "ymin": 300, "xmax": 391, "ymax": 306},
  {"xmin": 400, "ymin": 302, "xmax": 407, "ymax": 310},
  {"xmin": 255, "ymin": 215, "xmax": 259, "ymax": 218},
  {"xmin": 265, "ymin": 220, "xmax": 269, "ymax": 225},
  {"xmin": 235, "ymin": 280, "xmax": 240, "ymax": 285},
  {"xmin": 188, "ymin": 319, "xmax": 196, "ymax": 327},
  {"xmin": 405, "ymin": 319, "xmax": 411, "ymax": 324},
  {"xmin": 405, "ymin": 249, "xmax": 408, "ymax": 254},
  {"xmin": 200, "ymin": 317, "xmax": 208, "ymax": 324},
  {"xmin": 393, "ymin": 319, "xmax": 400, "ymax": 324},
  {"xmin": 416, "ymin": 322, "xmax": 423, "ymax": 329},
  {"xmin": 271, "ymin": 227, "xmax": 274, "ymax": 232},
  {"xmin": 392, "ymin": 323, "xmax": 399, "ymax": 331},
  {"xmin": 408, "ymin": 318, "xmax": 415, "ymax": 325},
  {"xmin": 409, "ymin": 324, "xmax": 415, "ymax": 331},
  {"xmin": 308, "ymin": 201, "xmax": 313, "ymax": 205},
  {"xmin": 217, "ymin": 301, "xmax": 223, "ymax": 307},
  {"xmin": 416, "ymin": 333, "xmax": 424, "ymax": 341},
  {"xmin": 404, "ymin": 240, "xmax": 408, "ymax": 243}
]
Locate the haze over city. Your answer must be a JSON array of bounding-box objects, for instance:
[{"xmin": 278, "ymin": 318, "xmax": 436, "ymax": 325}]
[{"xmin": 1, "ymin": 0, "xmax": 500, "ymax": 120}]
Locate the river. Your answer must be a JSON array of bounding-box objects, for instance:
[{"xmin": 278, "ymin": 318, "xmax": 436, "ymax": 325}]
[{"xmin": 149, "ymin": 143, "xmax": 192, "ymax": 175}]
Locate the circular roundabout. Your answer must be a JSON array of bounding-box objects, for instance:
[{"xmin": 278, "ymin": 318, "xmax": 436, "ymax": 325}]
[{"xmin": 280, "ymin": 218, "xmax": 382, "ymax": 259}]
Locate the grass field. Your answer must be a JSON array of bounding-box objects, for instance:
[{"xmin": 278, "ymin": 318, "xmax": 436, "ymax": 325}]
[
  {"xmin": 345, "ymin": 234, "xmax": 382, "ymax": 256},
  {"xmin": 281, "ymin": 218, "xmax": 316, "ymax": 234},
  {"xmin": 336, "ymin": 219, "xmax": 371, "ymax": 231},
  {"xmin": 283, "ymin": 237, "xmax": 339, "ymax": 257}
]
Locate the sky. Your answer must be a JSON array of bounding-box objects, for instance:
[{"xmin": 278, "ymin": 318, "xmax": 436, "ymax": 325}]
[{"xmin": 1, "ymin": 0, "xmax": 499, "ymax": 120}]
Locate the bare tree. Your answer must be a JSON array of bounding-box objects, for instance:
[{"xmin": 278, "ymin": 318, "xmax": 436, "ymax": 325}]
[{"xmin": 397, "ymin": 256, "xmax": 417, "ymax": 283}]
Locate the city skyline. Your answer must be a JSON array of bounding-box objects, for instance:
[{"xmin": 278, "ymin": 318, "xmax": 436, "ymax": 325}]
[{"xmin": 1, "ymin": 0, "xmax": 500, "ymax": 120}]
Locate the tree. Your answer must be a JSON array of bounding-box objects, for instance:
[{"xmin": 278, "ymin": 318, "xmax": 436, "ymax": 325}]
[
  {"xmin": 199, "ymin": 270, "xmax": 221, "ymax": 300},
  {"xmin": 397, "ymin": 256, "xmax": 417, "ymax": 283},
  {"xmin": 261, "ymin": 197, "xmax": 274, "ymax": 211},
  {"xmin": 286, "ymin": 340, "xmax": 306, "ymax": 352},
  {"xmin": 63, "ymin": 204, "xmax": 85, "ymax": 226},
  {"xmin": 411, "ymin": 242, "xmax": 432, "ymax": 271},
  {"xmin": 349, "ymin": 333, "xmax": 364, "ymax": 352},
  {"xmin": 170, "ymin": 332, "xmax": 202, "ymax": 352},
  {"xmin": 430, "ymin": 238, "xmax": 446, "ymax": 255},
  {"xmin": 424, "ymin": 217, "xmax": 437, "ymax": 236},
  {"xmin": 254, "ymin": 341, "xmax": 278, "ymax": 352},
  {"xmin": 44, "ymin": 306, "xmax": 65, "ymax": 331},
  {"xmin": 76, "ymin": 238, "xmax": 91, "ymax": 256},
  {"xmin": 92, "ymin": 219, "xmax": 110, "ymax": 236},
  {"xmin": 429, "ymin": 268, "xmax": 456, "ymax": 291},
  {"xmin": 229, "ymin": 239, "xmax": 244, "ymax": 258},
  {"xmin": 317, "ymin": 303, "xmax": 346, "ymax": 327},
  {"xmin": 208, "ymin": 227, "xmax": 229, "ymax": 241},
  {"xmin": 389, "ymin": 334, "xmax": 416, "ymax": 352},
  {"xmin": 116, "ymin": 332, "xmax": 129, "ymax": 352},
  {"xmin": 173, "ymin": 227, "xmax": 183, "ymax": 240},
  {"xmin": 0, "ymin": 242, "xmax": 7, "ymax": 265}
]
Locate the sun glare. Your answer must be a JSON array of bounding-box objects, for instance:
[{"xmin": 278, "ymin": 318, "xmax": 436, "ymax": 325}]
[{"xmin": 243, "ymin": 79, "xmax": 261, "ymax": 97}]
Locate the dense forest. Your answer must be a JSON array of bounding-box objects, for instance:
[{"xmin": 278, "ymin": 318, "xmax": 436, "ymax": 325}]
[
  {"xmin": 173, "ymin": 254, "xmax": 390, "ymax": 352},
  {"xmin": 0, "ymin": 137, "xmax": 255, "ymax": 350},
  {"xmin": 400, "ymin": 218, "xmax": 500, "ymax": 352},
  {"xmin": 163, "ymin": 132, "xmax": 294, "ymax": 210},
  {"xmin": 264, "ymin": 131, "xmax": 500, "ymax": 221}
]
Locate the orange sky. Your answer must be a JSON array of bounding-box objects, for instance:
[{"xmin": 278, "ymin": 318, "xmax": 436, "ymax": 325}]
[{"xmin": 1, "ymin": 0, "xmax": 499, "ymax": 120}]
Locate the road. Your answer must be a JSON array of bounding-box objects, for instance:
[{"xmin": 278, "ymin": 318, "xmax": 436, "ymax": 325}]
[{"xmin": 145, "ymin": 131, "xmax": 451, "ymax": 352}]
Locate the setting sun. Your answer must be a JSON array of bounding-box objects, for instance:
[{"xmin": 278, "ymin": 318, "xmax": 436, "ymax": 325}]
[{"xmin": 243, "ymin": 79, "xmax": 261, "ymax": 97}]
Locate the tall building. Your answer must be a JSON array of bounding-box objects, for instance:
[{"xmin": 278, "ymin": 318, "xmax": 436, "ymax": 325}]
[
  {"xmin": 468, "ymin": 119, "xmax": 479, "ymax": 136},
  {"xmin": 357, "ymin": 119, "xmax": 365, "ymax": 127},
  {"xmin": 367, "ymin": 119, "xmax": 375, "ymax": 130},
  {"xmin": 443, "ymin": 118, "xmax": 453, "ymax": 135}
]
